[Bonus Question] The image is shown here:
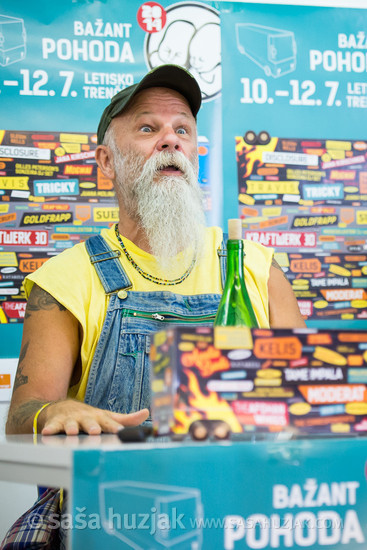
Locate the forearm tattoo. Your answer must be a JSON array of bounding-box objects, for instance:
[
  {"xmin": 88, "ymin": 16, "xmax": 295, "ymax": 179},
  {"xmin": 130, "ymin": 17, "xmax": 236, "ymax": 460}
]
[
  {"xmin": 26, "ymin": 285, "xmax": 66, "ymax": 313},
  {"xmin": 271, "ymin": 257, "xmax": 289, "ymax": 281},
  {"xmin": 8, "ymin": 399, "xmax": 45, "ymax": 428},
  {"xmin": 13, "ymin": 341, "xmax": 29, "ymax": 392}
]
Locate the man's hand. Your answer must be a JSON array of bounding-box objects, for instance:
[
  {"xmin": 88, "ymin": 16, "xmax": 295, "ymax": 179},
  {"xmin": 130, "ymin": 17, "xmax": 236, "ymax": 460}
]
[{"xmin": 40, "ymin": 399, "xmax": 150, "ymax": 435}]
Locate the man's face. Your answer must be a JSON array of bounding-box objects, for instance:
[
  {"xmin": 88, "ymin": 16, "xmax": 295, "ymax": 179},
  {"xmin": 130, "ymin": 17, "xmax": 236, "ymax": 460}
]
[
  {"xmin": 103, "ymin": 88, "xmax": 205, "ymax": 272},
  {"xmin": 109, "ymin": 86, "xmax": 198, "ymax": 173}
]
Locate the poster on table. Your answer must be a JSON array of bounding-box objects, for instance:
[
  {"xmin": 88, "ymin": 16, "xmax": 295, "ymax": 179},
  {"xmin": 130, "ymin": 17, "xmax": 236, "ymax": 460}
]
[
  {"xmin": 219, "ymin": 2, "xmax": 367, "ymax": 329},
  {"xmin": 0, "ymin": 0, "xmax": 222, "ymax": 334}
]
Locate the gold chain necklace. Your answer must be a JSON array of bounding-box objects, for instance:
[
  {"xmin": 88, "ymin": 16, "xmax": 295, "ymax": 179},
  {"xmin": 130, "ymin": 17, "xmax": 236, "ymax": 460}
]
[{"xmin": 114, "ymin": 224, "xmax": 196, "ymax": 286}]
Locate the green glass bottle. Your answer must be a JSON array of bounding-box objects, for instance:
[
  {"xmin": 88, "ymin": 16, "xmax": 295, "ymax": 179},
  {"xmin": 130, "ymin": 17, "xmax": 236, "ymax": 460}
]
[{"xmin": 214, "ymin": 219, "xmax": 259, "ymax": 328}]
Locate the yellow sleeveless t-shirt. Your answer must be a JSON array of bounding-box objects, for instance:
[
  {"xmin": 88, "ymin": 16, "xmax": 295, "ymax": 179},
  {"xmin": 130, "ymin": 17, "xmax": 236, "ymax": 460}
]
[{"xmin": 24, "ymin": 226, "xmax": 273, "ymax": 401}]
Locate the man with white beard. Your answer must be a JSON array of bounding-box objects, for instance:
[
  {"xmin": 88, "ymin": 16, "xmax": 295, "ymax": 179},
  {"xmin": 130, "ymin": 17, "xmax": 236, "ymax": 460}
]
[
  {"xmin": 105, "ymin": 142, "xmax": 205, "ymax": 276},
  {"xmin": 6, "ymin": 64, "xmax": 305, "ymax": 436}
]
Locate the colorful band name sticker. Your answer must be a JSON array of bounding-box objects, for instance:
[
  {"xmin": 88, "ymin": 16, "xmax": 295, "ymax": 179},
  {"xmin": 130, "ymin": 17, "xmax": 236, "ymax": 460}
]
[
  {"xmin": 3, "ymin": 301, "xmax": 27, "ymax": 319},
  {"xmin": 321, "ymin": 288, "xmax": 366, "ymax": 302},
  {"xmin": 93, "ymin": 207, "xmax": 119, "ymax": 222},
  {"xmin": 0, "ymin": 252, "xmax": 18, "ymax": 267},
  {"xmin": 64, "ymin": 165, "xmax": 93, "ymax": 175},
  {"xmin": 292, "ymin": 215, "xmax": 338, "ymax": 228},
  {"xmin": 0, "ymin": 177, "xmax": 29, "ymax": 190},
  {"xmin": 232, "ymin": 400, "xmax": 288, "ymax": 426},
  {"xmin": 0, "ymin": 146, "xmax": 51, "ymax": 160},
  {"xmin": 33, "ymin": 179, "xmax": 79, "ymax": 196},
  {"xmin": 302, "ymin": 183, "xmax": 344, "ymax": 200},
  {"xmin": 20, "ymin": 212, "xmax": 73, "ymax": 226},
  {"xmin": 246, "ymin": 181, "xmax": 299, "ymax": 195},
  {"xmin": 245, "ymin": 231, "xmax": 317, "ymax": 247},
  {"xmin": 322, "ymin": 154, "xmax": 365, "ymax": 169},
  {"xmin": 262, "ymin": 151, "xmax": 318, "ymax": 166},
  {"xmin": 283, "ymin": 367, "xmax": 346, "ymax": 385},
  {"xmin": 0, "ymin": 230, "xmax": 48, "ymax": 246},
  {"xmin": 310, "ymin": 277, "xmax": 349, "ymax": 288},
  {"xmin": 19, "ymin": 258, "xmax": 49, "ymax": 272},
  {"xmin": 54, "ymin": 151, "xmax": 95, "ymax": 163},
  {"xmin": 299, "ymin": 384, "xmax": 367, "ymax": 404},
  {"xmin": 253, "ymin": 336, "xmax": 302, "ymax": 360}
]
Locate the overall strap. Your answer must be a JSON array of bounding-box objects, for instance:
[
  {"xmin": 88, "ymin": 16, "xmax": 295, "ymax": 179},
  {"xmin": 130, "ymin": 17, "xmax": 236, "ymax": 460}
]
[
  {"xmin": 217, "ymin": 232, "xmax": 228, "ymax": 290},
  {"xmin": 85, "ymin": 234, "xmax": 132, "ymax": 294}
]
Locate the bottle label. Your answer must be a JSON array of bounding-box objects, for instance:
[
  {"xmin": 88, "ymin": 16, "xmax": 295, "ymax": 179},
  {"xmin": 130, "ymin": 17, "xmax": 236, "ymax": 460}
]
[{"xmin": 214, "ymin": 326, "xmax": 253, "ymax": 349}]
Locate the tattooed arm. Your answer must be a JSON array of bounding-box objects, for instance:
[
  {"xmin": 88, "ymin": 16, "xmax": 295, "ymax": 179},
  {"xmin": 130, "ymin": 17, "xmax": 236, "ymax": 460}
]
[
  {"xmin": 268, "ymin": 257, "xmax": 306, "ymax": 328},
  {"xmin": 6, "ymin": 284, "xmax": 149, "ymax": 435},
  {"xmin": 6, "ymin": 283, "xmax": 79, "ymax": 434}
]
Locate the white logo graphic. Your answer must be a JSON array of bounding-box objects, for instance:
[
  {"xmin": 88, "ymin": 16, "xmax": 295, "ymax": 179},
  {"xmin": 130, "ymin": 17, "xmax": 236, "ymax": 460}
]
[
  {"xmin": 99, "ymin": 480, "xmax": 204, "ymax": 549},
  {"xmin": 236, "ymin": 23, "xmax": 297, "ymax": 78},
  {"xmin": 0, "ymin": 14, "xmax": 26, "ymax": 66},
  {"xmin": 145, "ymin": 2, "xmax": 221, "ymax": 100}
]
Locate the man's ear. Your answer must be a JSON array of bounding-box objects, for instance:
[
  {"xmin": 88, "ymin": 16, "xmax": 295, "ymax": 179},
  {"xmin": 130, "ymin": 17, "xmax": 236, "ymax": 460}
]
[{"xmin": 95, "ymin": 145, "xmax": 115, "ymax": 180}]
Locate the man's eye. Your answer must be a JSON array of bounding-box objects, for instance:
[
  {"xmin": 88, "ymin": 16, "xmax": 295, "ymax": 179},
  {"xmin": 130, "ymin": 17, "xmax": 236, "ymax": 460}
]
[
  {"xmin": 140, "ymin": 126, "xmax": 152, "ymax": 133},
  {"xmin": 177, "ymin": 127, "xmax": 187, "ymax": 135}
]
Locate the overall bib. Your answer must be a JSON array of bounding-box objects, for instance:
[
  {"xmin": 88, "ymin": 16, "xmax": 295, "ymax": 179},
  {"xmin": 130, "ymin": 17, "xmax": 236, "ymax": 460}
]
[{"xmin": 84, "ymin": 234, "xmax": 227, "ymax": 418}]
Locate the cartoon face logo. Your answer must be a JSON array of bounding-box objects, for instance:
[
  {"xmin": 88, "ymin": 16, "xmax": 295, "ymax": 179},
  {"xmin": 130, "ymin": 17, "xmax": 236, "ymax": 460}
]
[
  {"xmin": 144, "ymin": 2, "xmax": 221, "ymax": 101},
  {"xmin": 152, "ymin": 20, "xmax": 195, "ymax": 66}
]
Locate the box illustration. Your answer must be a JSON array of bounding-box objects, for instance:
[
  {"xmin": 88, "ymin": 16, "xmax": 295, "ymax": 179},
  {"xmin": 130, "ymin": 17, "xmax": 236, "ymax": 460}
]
[
  {"xmin": 99, "ymin": 481, "xmax": 203, "ymax": 549},
  {"xmin": 236, "ymin": 23, "xmax": 297, "ymax": 78},
  {"xmin": 0, "ymin": 15, "xmax": 26, "ymax": 66}
]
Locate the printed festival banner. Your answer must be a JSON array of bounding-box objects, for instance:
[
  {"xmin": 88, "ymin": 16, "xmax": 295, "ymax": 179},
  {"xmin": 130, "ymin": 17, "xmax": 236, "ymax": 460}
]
[
  {"xmin": 0, "ymin": 0, "xmax": 222, "ymax": 336},
  {"xmin": 219, "ymin": 2, "xmax": 367, "ymax": 328}
]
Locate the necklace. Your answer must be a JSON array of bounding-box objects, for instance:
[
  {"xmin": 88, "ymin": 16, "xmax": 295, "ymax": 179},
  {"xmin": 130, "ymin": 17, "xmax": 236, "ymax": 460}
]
[{"xmin": 114, "ymin": 224, "xmax": 196, "ymax": 286}]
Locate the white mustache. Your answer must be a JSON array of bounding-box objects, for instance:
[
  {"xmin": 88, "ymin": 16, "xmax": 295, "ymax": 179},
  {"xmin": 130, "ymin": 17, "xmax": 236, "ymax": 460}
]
[{"xmin": 143, "ymin": 151, "xmax": 197, "ymax": 180}]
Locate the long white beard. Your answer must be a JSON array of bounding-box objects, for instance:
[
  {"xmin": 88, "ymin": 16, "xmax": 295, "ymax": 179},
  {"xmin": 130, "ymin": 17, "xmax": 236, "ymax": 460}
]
[{"xmin": 111, "ymin": 145, "xmax": 206, "ymax": 274}]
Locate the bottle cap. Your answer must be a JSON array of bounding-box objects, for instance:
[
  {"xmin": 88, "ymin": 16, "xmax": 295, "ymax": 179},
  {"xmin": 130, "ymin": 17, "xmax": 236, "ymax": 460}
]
[{"xmin": 228, "ymin": 219, "xmax": 242, "ymax": 240}]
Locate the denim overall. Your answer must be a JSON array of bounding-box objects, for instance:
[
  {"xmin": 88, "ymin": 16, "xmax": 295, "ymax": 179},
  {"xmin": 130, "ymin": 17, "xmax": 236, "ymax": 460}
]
[{"xmin": 84, "ymin": 234, "xmax": 227, "ymax": 418}]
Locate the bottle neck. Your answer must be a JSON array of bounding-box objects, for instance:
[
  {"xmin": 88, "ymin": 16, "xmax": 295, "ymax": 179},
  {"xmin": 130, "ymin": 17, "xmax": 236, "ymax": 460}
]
[{"xmin": 225, "ymin": 239, "xmax": 244, "ymax": 282}]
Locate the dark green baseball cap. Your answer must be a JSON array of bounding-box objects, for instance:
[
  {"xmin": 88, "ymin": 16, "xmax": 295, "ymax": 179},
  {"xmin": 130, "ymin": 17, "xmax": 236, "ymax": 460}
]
[{"xmin": 97, "ymin": 64, "xmax": 202, "ymax": 145}]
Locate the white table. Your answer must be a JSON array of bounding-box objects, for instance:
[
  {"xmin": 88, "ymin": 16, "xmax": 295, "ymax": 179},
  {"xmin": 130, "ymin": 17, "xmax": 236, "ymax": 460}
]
[
  {"xmin": 1, "ymin": 434, "xmax": 367, "ymax": 550},
  {"xmin": 0, "ymin": 433, "xmax": 165, "ymax": 488}
]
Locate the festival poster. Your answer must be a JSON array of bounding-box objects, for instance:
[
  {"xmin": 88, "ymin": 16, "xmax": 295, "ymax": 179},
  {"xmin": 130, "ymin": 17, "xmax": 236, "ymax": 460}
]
[
  {"xmin": 237, "ymin": 134, "xmax": 367, "ymax": 325},
  {"xmin": 219, "ymin": 2, "xmax": 367, "ymax": 328},
  {"xmin": 0, "ymin": 0, "xmax": 222, "ymax": 338}
]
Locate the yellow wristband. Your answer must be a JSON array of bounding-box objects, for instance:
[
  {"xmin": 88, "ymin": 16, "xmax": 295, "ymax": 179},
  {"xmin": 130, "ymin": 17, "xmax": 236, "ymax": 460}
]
[{"xmin": 33, "ymin": 403, "xmax": 51, "ymax": 435}]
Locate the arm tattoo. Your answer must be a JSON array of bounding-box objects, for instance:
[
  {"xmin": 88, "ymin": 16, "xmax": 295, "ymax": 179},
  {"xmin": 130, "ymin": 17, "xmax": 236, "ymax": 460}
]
[
  {"xmin": 13, "ymin": 341, "xmax": 29, "ymax": 392},
  {"xmin": 271, "ymin": 257, "xmax": 289, "ymax": 282},
  {"xmin": 9, "ymin": 399, "xmax": 46, "ymax": 428},
  {"xmin": 27, "ymin": 285, "xmax": 66, "ymax": 313}
]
